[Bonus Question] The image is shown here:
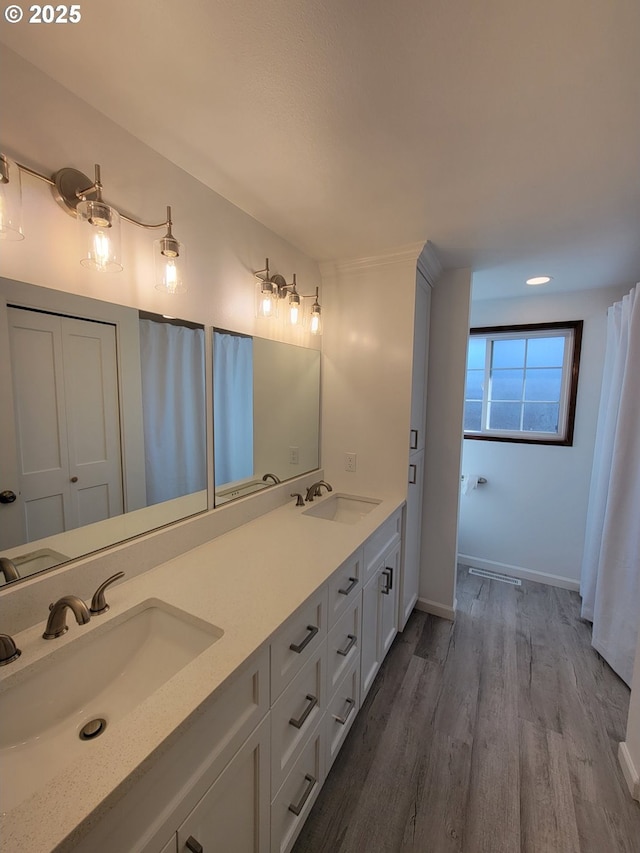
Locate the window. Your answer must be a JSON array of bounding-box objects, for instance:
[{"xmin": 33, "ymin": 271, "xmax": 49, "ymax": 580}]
[{"xmin": 464, "ymin": 321, "xmax": 582, "ymax": 445}]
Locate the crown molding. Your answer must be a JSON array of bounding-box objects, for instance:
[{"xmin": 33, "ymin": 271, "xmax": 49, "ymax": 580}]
[
  {"xmin": 417, "ymin": 241, "xmax": 443, "ymax": 286},
  {"xmin": 319, "ymin": 241, "xmax": 426, "ymax": 277}
]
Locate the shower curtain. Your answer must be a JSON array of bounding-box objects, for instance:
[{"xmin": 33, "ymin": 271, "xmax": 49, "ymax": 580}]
[
  {"xmin": 139, "ymin": 319, "xmax": 206, "ymax": 505},
  {"xmin": 580, "ymin": 284, "xmax": 640, "ymax": 686},
  {"xmin": 213, "ymin": 331, "xmax": 254, "ymax": 485}
]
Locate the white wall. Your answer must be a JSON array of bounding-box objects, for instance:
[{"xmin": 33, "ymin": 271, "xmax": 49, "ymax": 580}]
[
  {"xmin": 0, "ymin": 48, "xmax": 322, "ymax": 346},
  {"xmin": 458, "ymin": 283, "xmax": 631, "ymax": 587},
  {"xmin": 419, "ymin": 268, "xmax": 472, "ymax": 614}
]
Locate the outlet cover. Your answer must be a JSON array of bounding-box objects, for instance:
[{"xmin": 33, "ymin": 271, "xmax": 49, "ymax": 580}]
[
  {"xmin": 345, "ymin": 452, "xmax": 357, "ymax": 472},
  {"xmin": 289, "ymin": 446, "xmax": 299, "ymax": 465}
]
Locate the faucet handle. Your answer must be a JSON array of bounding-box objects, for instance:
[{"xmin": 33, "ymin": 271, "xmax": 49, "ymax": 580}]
[
  {"xmin": 90, "ymin": 571, "xmax": 125, "ymax": 615},
  {"xmin": 0, "ymin": 634, "xmax": 21, "ymax": 666},
  {"xmin": 290, "ymin": 493, "xmax": 305, "ymax": 507}
]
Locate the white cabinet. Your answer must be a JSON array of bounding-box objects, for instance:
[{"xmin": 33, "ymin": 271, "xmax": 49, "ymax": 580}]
[
  {"xmin": 325, "ymin": 661, "xmax": 359, "ymax": 771},
  {"xmin": 401, "ymin": 448, "xmax": 424, "ymax": 629},
  {"xmin": 361, "ymin": 542, "xmax": 400, "ymax": 701},
  {"xmin": 158, "ymin": 838, "xmax": 176, "ymax": 853},
  {"xmin": 177, "ymin": 715, "xmax": 271, "ymax": 853},
  {"xmin": 402, "ymin": 270, "xmax": 432, "ymax": 631}
]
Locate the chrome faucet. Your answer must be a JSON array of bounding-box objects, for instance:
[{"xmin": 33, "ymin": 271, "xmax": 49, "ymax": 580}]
[
  {"xmin": 262, "ymin": 473, "xmax": 281, "ymax": 484},
  {"xmin": 0, "ymin": 557, "xmax": 19, "ymax": 583},
  {"xmin": 0, "ymin": 633, "xmax": 21, "ymax": 665},
  {"xmin": 90, "ymin": 571, "xmax": 125, "ymax": 615},
  {"xmin": 305, "ymin": 480, "xmax": 333, "ymax": 502},
  {"xmin": 43, "ymin": 595, "xmax": 91, "ymax": 640}
]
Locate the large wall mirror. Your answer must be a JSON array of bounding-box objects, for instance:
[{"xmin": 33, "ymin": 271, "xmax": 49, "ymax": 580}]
[
  {"xmin": 213, "ymin": 330, "xmax": 321, "ymax": 504},
  {"xmin": 0, "ymin": 277, "xmax": 207, "ymax": 585}
]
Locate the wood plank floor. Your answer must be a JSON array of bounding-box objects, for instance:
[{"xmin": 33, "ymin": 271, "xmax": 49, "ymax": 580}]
[{"xmin": 293, "ymin": 568, "xmax": 640, "ymax": 853}]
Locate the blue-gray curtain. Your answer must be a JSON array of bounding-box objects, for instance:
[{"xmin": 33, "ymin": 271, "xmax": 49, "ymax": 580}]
[{"xmin": 213, "ymin": 331, "xmax": 254, "ymax": 485}]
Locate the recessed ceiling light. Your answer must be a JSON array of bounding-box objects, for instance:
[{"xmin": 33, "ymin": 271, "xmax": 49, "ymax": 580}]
[{"xmin": 526, "ymin": 276, "xmax": 552, "ymax": 286}]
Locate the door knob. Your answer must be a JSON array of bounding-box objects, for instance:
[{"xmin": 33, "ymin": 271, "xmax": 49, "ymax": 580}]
[
  {"xmin": 0, "ymin": 490, "xmax": 16, "ymax": 504},
  {"xmin": 70, "ymin": 477, "xmax": 78, "ymax": 483}
]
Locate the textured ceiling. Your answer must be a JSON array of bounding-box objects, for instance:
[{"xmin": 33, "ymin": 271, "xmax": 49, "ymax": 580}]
[{"xmin": 2, "ymin": 0, "xmax": 639, "ymax": 297}]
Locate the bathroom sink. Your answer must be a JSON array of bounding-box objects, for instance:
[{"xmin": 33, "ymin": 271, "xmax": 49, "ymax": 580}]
[
  {"xmin": 13, "ymin": 548, "xmax": 69, "ymax": 576},
  {"xmin": 0, "ymin": 599, "xmax": 223, "ymax": 811},
  {"xmin": 303, "ymin": 493, "xmax": 381, "ymax": 524}
]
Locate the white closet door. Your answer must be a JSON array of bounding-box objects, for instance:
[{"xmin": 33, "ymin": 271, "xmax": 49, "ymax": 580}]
[
  {"xmin": 61, "ymin": 315, "xmax": 123, "ymax": 527},
  {"xmin": 8, "ymin": 307, "xmax": 123, "ymax": 542}
]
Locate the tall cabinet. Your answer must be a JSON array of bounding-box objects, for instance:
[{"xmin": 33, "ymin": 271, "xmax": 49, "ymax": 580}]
[{"xmin": 399, "ymin": 255, "xmax": 436, "ymax": 630}]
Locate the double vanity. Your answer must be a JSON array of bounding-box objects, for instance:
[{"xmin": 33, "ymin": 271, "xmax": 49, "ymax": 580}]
[{"xmin": 0, "ymin": 487, "xmax": 407, "ymax": 853}]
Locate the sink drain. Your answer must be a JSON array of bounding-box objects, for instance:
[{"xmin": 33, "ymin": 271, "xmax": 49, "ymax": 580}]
[{"xmin": 79, "ymin": 718, "xmax": 107, "ymax": 741}]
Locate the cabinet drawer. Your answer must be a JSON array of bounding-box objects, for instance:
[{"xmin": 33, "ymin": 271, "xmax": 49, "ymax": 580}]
[
  {"xmin": 327, "ymin": 596, "xmax": 361, "ymax": 699},
  {"xmin": 363, "ymin": 508, "xmax": 402, "ymax": 582},
  {"xmin": 326, "ymin": 661, "xmax": 360, "ymax": 772},
  {"xmin": 326, "ymin": 547, "xmax": 362, "ymax": 628},
  {"xmin": 271, "ymin": 644, "xmax": 325, "ymax": 793},
  {"xmin": 271, "ymin": 723, "xmax": 325, "ymax": 853},
  {"xmin": 271, "ymin": 587, "xmax": 327, "ymax": 701}
]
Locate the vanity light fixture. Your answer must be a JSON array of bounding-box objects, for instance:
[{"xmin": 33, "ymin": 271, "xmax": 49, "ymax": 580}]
[
  {"xmin": 255, "ymin": 258, "xmax": 287, "ymax": 319},
  {"xmin": 0, "ymin": 154, "xmax": 25, "ymax": 241},
  {"xmin": 0, "ymin": 155, "xmax": 187, "ymax": 291},
  {"xmin": 254, "ymin": 259, "xmax": 323, "ymax": 333}
]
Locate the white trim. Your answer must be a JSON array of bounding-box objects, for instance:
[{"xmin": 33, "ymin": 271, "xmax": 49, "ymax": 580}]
[
  {"xmin": 415, "ymin": 597, "xmax": 456, "ymax": 621},
  {"xmin": 618, "ymin": 742, "xmax": 640, "ymax": 801},
  {"xmin": 417, "ymin": 241, "xmax": 443, "ymax": 285},
  {"xmin": 319, "ymin": 242, "xmax": 425, "ymax": 276},
  {"xmin": 457, "ymin": 554, "xmax": 580, "ymax": 592}
]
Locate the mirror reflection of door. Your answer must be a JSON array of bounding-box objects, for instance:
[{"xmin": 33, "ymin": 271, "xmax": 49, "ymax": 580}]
[{"xmin": 5, "ymin": 307, "xmax": 123, "ymax": 546}]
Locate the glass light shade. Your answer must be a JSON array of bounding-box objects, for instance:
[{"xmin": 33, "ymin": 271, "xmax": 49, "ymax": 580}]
[
  {"xmin": 0, "ymin": 156, "xmax": 25, "ymax": 241},
  {"xmin": 308, "ymin": 304, "xmax": 322, "ymax": 336},
  {"xmin": 155, "ymin": 238, "xmax": 187, "ymax": 294},
  {"xmin": 256, "ymin": 280, "xmax": 278, "ymax": 319},
  {"xmin": 77, "ymin": 199, "xmax": 122, "ymax": 272},
  {"xmin": 288, "ymin": 292, "xmax": 302, "ymax": 326}
]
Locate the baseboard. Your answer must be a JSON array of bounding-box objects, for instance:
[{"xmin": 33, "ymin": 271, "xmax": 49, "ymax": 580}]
[
  {"xmin": 457, "ymin": 554, "xmax": 580, "ymax": 592},
  {"xmin": 415, "ymin": 597, "xmax": 456, "ymax": 621},
  {"xmin": 618, "ymin": 742, "xmax": 640, "ymax": 801}
]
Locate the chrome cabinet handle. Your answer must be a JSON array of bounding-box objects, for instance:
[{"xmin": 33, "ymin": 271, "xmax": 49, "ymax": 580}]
[
  {"xmin": 333, "ymin": 697, "xmax": 356, "ymax": 725},
  {"xmin": 410, "ymin": 428, "xmax": 419, "ymax": 449},
  {"xmin": 385, "ymin": 565, "xmax": 394, "ymax": 590},
  {"xmin": 288, "ymin": 773, "xmax": 317, "ymax": 816},
  {"xmin": 409, "ymin": 464, "xmax": 417, "ymax": 485},
  {"xmin": 338, "ymin": 576, "xmax": 358, "ymax": 596},
  {"xmin": 337, "ymin": 633, "xmax": 357, "ymax": 657},
  {"xmin": 289, "ymin": 694, "xmax": 318, "ymax": 729},
  {"xmin": 186, "ymin": 836, "xmax": 203, "ymax": 853},
  {"xmin": 289, "ymin": 624, "xmax": 319, "ymax": 654},
  {"xmin": 381, "ymin": 569, "xmax": 391, "ymax": 595}
]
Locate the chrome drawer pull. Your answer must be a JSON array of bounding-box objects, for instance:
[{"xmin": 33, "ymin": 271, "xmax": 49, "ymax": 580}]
[
  {"xmin": 288, "ymin": 773, "xmax": 317, "ymax": 816},
  {"xmin": 333, "ymin": 696, "xmax": 356, "ymax": 725},
  {"xmin": 409, "ymin": 463, "xmax": 417, "ymax": 485},
  {"xmin": 338, "ymin": 576, "xmax": 358, "ymax": 596},
  {"xmin": 381, "ymin": 568, "xmax": 391, "ymax": 595},
  {"xmin": 385, "ymin": 565, "xmax": 394, "ymax": 590},
  {"xmin": 289, "ymin": 693, "xmax": 318, "ymax": 729},
  {"xmin": 337, "ymin": 633, "xmax": 357, "ymax": 657},
  {"xmin": 410, "ymin": 428, "xmax": 419, "ymax": 449},
  {"xmin": 289, "ymin": 624, "xmax": 319, "ymax": 654},
  {"xmin": 186, "ymin": 836, "xmax": 204, "ymax": 853}
]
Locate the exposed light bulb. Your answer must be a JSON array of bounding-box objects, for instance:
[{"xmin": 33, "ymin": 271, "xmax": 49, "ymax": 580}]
[
  {"xmin": 262, "ymin": 293, "xmax": 274, "ymax": 317},
  {"xmin": 289, "ymin": 303, "xmax": 300, "ymax": 325},
  {"xmin": 163, "ymin": 258, "xmax": 179, "ymax": 293},
  {"xmin": 310, "ymin": 313, "xmax": 320, "ymax": 335},
  {"xmin": 93, "ymin": 230, "xmax": 111, "ymax": 271}
]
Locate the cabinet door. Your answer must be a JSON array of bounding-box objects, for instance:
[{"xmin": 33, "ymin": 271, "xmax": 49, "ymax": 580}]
[
  {"xmin": 177, "ymin": 716, "xmax": 270, "ymax": 853},
  {"xmin": 361, "ymin": 571, "xmax": 382, "ymax": 701},
  {"xmin": 401, "ymin": 450, "xmax": 424, "ymax": 630},
  {"xmin": 409, "ymin": 273, "xmax": 431, "ymax": 453},
  {"xmin": 380, "ymin": 542, "xmax": 400, "ymax": 658}
]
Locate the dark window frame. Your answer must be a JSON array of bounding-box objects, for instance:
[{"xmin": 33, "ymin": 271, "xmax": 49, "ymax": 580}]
[{"xmin": 463, "ymin": 320, "xmax": 583, "ymax": 446}]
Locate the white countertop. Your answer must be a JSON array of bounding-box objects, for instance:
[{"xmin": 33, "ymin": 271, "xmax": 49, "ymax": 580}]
[{"xmin": 0, "ymin": 490, "xmax": 403, "ymax": 853}]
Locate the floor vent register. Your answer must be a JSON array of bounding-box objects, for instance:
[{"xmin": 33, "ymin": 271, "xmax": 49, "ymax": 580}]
[{"xmin": 468, "ymin": 567, "xmax": 522, "ymax": 586}]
